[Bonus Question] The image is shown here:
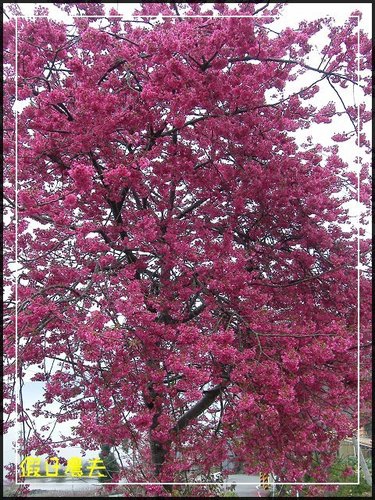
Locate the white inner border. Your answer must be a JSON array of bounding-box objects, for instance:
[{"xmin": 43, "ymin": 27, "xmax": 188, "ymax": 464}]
[{"xmin": 13, "ymin": 11, "xmax": 363, "ymax": 488}]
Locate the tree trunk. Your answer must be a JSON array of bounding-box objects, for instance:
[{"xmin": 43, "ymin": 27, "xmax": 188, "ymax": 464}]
[
  {"xmin": 150, "ymin": 439, "xmax": 169, "ymax": 471},
  {"xmin": 147, "ymin": 381, "xmax": 173, "ymax": 493},
  {"xmin": 150, "ymin": 416, "xmax": 172, "ymax": 493}
]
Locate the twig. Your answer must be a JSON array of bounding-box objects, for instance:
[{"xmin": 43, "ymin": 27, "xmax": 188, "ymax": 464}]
[
  {"xmin": 327, "ymin": 77, "xmax": 357, "ymax": 134},
  {"xmin": 229, "ymin": 56, "xmax": 361, "ymax": 86},
  {"xmin": 253, "ymin": 2, "xmax": 270, "ymax": 15},
  {"xmin": 171, "ymin": 3, "xmax": 183, "ymax": 21}
]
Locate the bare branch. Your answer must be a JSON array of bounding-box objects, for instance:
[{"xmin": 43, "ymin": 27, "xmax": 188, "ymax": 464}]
[
  {"xmin": 229, "ymin": 56, "xmax": 360, "ymax": 86},
  {"xmin": 99, "ymin": 30, "xmax": 141, "ymax": 47},
  {"xmin": 176, "ymin": 198, "xmax": 208, "ymax": 219},
  {"xmin": 171, "ymin": 3, "xmax": 183, "ymax": 21},
  {"xmin": 98, "ymin": 58, "xmax": 126, "ymax": 85},
  {"xmin": 327, "ymin": 77, "xmax": 357, "ymax": 134},
  {"xmin": 173, "ymin": 383, "xmax": 226, "ymax": 433},
  {"xmin": 253, "ymin": 2, "xmax": 270, "ymax": 15}
]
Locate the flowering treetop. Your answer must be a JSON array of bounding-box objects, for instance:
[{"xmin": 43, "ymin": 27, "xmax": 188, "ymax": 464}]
[{"xmin": 3, "ymin": 2, "xmax": 372, "ymax": 495}]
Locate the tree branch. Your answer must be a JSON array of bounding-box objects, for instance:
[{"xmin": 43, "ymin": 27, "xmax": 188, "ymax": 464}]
[
  {"xmin": 98, "ymin": 58, "xmax": 126, "ymax": 85},
  {"xmin": 176, "ymin": 198, "xmax": 208, "ymax": 219},
  {"xmin": 99, "ymin": 30, "xmax": 141, "ymax": 47},
  {"xmin": 173, "ymin": 383, "xmax": 226, "ymax": 433},
  {"xmin": 253, "ymin": 2, "xmax": 270, "ymax": 15},
  {"xmin": 327, "ymin": 77, "xmax": 357, "ymax": 133},
  {"xmin": 171, "ymin": 3, "xmax": 183, "ymax": 21},
  {"xmin": 51, "ymin": 103, "xmax": 74, "ymax": 121},
  {"xmin": 229, "ymin": 56, "xmax": 360, "ymax": 86}
]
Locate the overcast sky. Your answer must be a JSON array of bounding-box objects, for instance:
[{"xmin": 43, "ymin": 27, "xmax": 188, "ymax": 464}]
[{"xmin": 6, "ymin": 2, "xmax": 373, "ymax": 27}]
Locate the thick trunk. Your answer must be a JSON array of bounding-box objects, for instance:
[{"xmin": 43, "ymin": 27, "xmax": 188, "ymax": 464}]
[
  {"xmin": 149, "ymin": 383, "xmax": 226, "ymax": 481},
  {"xmin": 150, "ymin": 439, "xmax": 168, "ymax": 473},
  {"xmin": 150, "ymin": 416, "xmax": 172, "ymax": 493},
  {"xmin": 148, "ymin": 391, "xmax": 172, "ymax": 492}
]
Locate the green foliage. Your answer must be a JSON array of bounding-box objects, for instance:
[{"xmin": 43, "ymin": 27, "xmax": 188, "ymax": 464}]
[
  {"xmin": 220, "ymin": 490, "xmax": 239, "ymax": 497},
  {"xmin": 3, "ymin": 484, "xmax": 31, "ymax": 497},
  {"xmin": 325, "ymin": 456, "xmax": 372, "ymax": 497},
  {"xmin": 97, "ymin": 445, "xmax": 120, "ymax": 483},
  {"xmin": 272, "ymin": 455, "xmax": 372, "ymax": 497}
]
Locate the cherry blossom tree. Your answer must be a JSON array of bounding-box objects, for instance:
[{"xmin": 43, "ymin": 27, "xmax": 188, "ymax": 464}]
[{"xmin": 3, "ymin": 2, "xmax": 372, "ymax": 495}]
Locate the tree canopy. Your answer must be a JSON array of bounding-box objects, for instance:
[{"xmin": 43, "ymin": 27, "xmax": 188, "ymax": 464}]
[{"xmin": 3, "ymin": 2, "xmax": 372, "ymax": 495}]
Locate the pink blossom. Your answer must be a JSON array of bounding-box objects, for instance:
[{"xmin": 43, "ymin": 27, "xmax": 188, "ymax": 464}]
[
  {"xmin": 3, "ymin": 2, "xmax": 371, "ymax": 489},
  {"xmin": 63, "ymin": 193, "xmax": 78, "ymax": 209}
]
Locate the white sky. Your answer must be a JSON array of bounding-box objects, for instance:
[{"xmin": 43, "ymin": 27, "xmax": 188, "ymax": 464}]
[
  {"xmin": 3, "ymin": 1, "xmax": 372, "ymax": 480},
  {"xmin": 6, "ymin": 2, "xmax": 373, "ymax": 27}
]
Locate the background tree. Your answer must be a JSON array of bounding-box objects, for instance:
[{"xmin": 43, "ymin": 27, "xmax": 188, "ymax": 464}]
[
  {"xmin": 98, "ymin": 444, "xmax": 121, "ymax": 483},
  {"xmin": 3, "ymin": 2, "xmax": 371, "ymax": 494}
]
